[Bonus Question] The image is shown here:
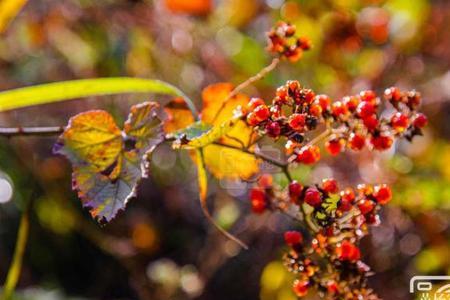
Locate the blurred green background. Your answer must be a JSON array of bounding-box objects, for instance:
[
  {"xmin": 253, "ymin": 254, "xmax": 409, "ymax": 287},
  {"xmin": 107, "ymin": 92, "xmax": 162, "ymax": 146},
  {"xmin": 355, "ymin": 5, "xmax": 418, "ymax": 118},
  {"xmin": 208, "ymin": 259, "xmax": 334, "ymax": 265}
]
[{"xmin": 0, "ymin": 0, "xmax": 449, "ymax": 299}]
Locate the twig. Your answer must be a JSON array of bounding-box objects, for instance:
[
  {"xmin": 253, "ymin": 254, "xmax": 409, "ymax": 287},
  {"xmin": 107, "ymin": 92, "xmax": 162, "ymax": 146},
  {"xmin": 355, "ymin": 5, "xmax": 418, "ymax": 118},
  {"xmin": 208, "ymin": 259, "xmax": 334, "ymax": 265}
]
[
  {"xmin": 0, "ymin": 126, "xmax": 64, "ymax": 137},
  {"xmin": 211, "ymin": 58, "xmax": 280, "ymax": 123},
  {"xmin": 305, "ymin": 128, "xmax": 332, "ymax": 148},
  {"xmin": 2, "ymin": 206, "xmax": 30, "ymax": 300},
  {"xmin": 213, "ymin": 141, "xmax": 287, "ymax": 168}
]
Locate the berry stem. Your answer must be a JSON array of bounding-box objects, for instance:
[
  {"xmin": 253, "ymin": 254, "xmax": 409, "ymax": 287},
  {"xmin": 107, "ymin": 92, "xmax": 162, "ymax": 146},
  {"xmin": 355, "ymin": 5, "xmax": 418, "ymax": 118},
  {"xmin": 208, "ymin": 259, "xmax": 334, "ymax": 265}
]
[
  {"xmin": 305, "ymin": 128, "xmax": 332, "ymax": 148},
  {"xmin": 211, "ymin": 58, "xmax": 280, "ymax": 123}
]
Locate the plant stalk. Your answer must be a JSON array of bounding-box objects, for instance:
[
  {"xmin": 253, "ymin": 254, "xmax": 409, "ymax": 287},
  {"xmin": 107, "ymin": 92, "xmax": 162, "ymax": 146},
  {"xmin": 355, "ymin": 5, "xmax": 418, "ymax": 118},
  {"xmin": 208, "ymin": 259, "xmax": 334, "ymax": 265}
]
[{"xmin": 2, "ymin": 208, "xmax": 30, "ymax": 300}]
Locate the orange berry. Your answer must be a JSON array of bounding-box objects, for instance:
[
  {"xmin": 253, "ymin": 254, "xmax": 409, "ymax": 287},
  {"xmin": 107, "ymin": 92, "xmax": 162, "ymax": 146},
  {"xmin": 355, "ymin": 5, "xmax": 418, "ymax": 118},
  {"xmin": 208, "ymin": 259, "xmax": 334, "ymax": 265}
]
[
  {"xmin": 373, "ymin": 184, "xmax": 392, "ymax": 205},
  {"xmin": 247, "ymin": 97, "xmax": 265, "ymax": 111},
  {"xmin": 254, "ymin": 105, "xmax": 270, "ymax": 122},
  {"xmin": 296, "ymin": 145, "xmax": 320, "ymax": 165}
]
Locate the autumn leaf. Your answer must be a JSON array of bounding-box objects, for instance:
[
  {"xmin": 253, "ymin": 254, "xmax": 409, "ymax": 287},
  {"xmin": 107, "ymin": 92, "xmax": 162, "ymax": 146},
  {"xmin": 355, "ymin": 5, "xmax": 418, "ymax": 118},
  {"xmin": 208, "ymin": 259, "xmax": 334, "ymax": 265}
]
[
  {"xmin": 54, "ymin": 102, "xmax": 164, "ymax": 222},
  {"xmin": 163, "ymin": 98, "xmax": 195, "ymax": 134},
  {"xmin": 164, "ymin": 83, "xmax": 259, "ymax": 179},
  {"xmin": 201, "ymin": 83, "xmax": 259, "ymax": 179}
]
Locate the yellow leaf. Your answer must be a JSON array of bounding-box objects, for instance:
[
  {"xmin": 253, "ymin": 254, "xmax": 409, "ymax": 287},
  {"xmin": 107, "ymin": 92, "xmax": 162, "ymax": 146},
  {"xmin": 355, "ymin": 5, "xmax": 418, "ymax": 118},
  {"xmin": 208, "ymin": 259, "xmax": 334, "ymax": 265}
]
[
  {"xmin": 55, "ymin": 102, "xmax": 164, "ymax": 222},
  {"xmin": 201, "ymin": 83, "xmax": 259, "ymax": 179},
  {"xmin": 0, "ymin": 0, "xmax": 28, "ymax": 33},
  {"xmin": 55, "ymin": 110, "xmax": 122, "ymax": 172}
]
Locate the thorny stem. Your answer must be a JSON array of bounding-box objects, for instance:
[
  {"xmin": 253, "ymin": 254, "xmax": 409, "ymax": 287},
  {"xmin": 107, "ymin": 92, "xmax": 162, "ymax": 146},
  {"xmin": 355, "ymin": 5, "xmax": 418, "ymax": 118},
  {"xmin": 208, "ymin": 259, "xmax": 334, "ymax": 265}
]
[
  {"xmin": 211, "ymin": 58, "xmax": 280, "ymax": 123},
  {"xmin": 2, "ymin": 206, "xmax": 30, "ymax": 300}
]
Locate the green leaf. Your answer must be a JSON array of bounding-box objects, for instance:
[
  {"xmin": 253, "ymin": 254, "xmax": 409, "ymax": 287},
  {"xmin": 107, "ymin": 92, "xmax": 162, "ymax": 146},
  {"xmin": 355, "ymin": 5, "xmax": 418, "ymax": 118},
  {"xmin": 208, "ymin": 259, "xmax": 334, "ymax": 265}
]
[
  {"xmin": 0, "ymin": 77, "xmax": 198, "ymax": 116},
  {"xmin": 54, "ymin": 101, "xmax": 164, "ymax": 222}
]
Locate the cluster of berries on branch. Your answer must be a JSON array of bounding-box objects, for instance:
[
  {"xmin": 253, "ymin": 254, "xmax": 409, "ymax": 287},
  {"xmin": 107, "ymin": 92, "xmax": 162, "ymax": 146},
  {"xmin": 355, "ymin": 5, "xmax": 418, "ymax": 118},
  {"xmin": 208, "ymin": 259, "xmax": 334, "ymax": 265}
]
[
  {"xmin": 267, "ymin": 21, "xmax": 312, "ymax": 62},
  {"xmin": 250, "ymin": 175, "xmax": 393, "ymax": 299},
  {"xmin": 244, "ymin": 81, "xmax": 427, "ymax": 165},
  {"xmin": 244, "ymin": 21, "xmax": 427, "ymax": 300}
]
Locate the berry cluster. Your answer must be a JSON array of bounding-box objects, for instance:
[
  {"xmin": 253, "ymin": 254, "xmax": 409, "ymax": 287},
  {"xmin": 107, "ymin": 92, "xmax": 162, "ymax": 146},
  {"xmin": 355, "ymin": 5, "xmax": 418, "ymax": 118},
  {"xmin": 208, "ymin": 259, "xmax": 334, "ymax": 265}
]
[
  {"xmin": 267, "ymin": 21, "xmax": 312, "ymax": 62},
  {"xmin": 244, "ymin": 81, "xmax": 427, "ymax": 164},
  {"xmin": 250, "ymin": 175, "xmax": 393, "ymax": 299}
]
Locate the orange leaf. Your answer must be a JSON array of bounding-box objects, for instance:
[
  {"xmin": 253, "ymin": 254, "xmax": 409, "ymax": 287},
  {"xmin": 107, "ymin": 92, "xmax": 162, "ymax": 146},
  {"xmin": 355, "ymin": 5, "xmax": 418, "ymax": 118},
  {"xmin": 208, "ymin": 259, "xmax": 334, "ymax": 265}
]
[
  {"xmin": 163, "ymin": 98, "xmax": 195, "ymax": 134},
  {"xmin": 200, "ymin": 83, "xmax": 259, "ymax": 179},
  {"xmin": 165, "ymin": 0, "xmax": 211, "ymax": 15}
]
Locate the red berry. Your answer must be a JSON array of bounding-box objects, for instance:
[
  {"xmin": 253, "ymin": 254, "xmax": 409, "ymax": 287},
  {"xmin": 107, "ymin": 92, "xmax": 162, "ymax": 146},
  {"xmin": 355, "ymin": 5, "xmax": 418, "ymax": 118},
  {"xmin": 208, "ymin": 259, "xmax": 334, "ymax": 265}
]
[
  {"xmin": 302, "ymin": 89, "xmax": 315, "ymax": 104},
  {"xmin": 322, "ymin": 178, "xmax": 338, "ymax": 194},
  {"xmin": 384, "ymin": 87, "xmax": 402, "ymax": 102},
  {"xmin": 357, "ymin": 183, "xmax": 373, "ymax": 196},
  {"xmin": 359, "ymin": 90, "xmax": 376, "ymax": 103},
  {"xmin": 276, "ymin": 86, "xmax": 288, "ymax": 103},
  {"xmin": 343, "ymin": 95, "xmax": 360, "ymax": 112},
  {"xmin": 331, "ymin": 101, "xmax": 348, "ymax": 118},
  {"xmin": 289, "ymin": 114, "xmax": 306, "ymax": 131},
  {"xmin": 250, "ymin": 188, "xmax": 266, "ymax": 214},
  {"xmin": 413, "ymin": 113, "xmax": 428, "ymax": 128},
  {"xmin": 298, "ymin": 36, "xmax": 312, "ymax": 50},
  {"xmin": 293, "ymin": 280, "xmax": 309, "ymax": 297},
  {"xmin": 289, "ymin": 180, "xmax": 303, "ymax": 198},
  {"xmin": 250, "ymin": 188, "xmax": 265, "ymax": 202},
  {"xmin": 358, "ymin": 199, "xmax": 375, "ymax": 215},
  {"xmin": 340, "ymin": 187, "xmax": 355, "ymax": 204},
  {"xmin": 266, "ymin": 121, "xmax": 281, "ymax": 138},
  {"xmin": 251, "ymin": 199, "xmax": 266, "ymax": 214},
  {"xmin": 304, "ymin": 188, "xmax": 322, "ymax": 207},
  {"xmin": 254, "ymin": 105, "xmax": 270, "ymax": 122},
  {"xmin": 363, "ymin": 114, "xmax": 379, "ymax": 131},
  {"xmin": 336, "ymin": 240, "xmax": 360, "ymax": 261},
  {"xmin": 370, "ymin": 134, "xmax": 393, "ymax": 150},
  {"xmin": 357, "ymin": 101, "xmax": 375, "ymax": 118},
  {"xmin": 325, "ymin": 138, "xmax": 343, "ymax": 156},
  {"xmin": 309, "ymin": 103, "xmax": 322, "ymax": 117},
  {"xmin": 373, "ymin": 184, "xmax": 392, "ymax": 205},
  {"xmin": 338, "ymin": 197, "xmax": 352, "ymax": 212},
  {"xmin": 348, "ymin": 133, "xmax": 365, "ymax": 151},
  {"xmin": 288, "ymin": 80, "xmax": 300, "ymax": 92},
  {"xmin": 315, "ymin": 94, "xmax": 331, "ymax": 111},
  {"xmin": 407, "ymin": 91, "xmax": 421, "ymax": 108},
  {"xmin": 246, "ymin": 112, "xmax": 259, "ymax": 126},
  {"xmin": 284, "ymin": 230, "xmax": 303, "ymax": 246},
  {"xmin": 327, "ymin": 281, "xmax": 339, "ymax": 294},
  {"xmin": 391, "ymin": 112, "xmax": 409, "ymax": 132},
  {"xmin": 247, "ymin": 97, "xmax": 265, "ymax": 111},
  {"xmin": 270, "ymin": 105, "xmax": 282, "ymax": 119},
  {"xmin": 296, "ymin": 145, "xmax": 321, "ymax": 165},
  {"xmin": 366, "ymin": 214, "xmax": 380, "ymax": 225},
  {"xmin": 258, "ymin": 174, "xmax": 273, "ymax": 189}
]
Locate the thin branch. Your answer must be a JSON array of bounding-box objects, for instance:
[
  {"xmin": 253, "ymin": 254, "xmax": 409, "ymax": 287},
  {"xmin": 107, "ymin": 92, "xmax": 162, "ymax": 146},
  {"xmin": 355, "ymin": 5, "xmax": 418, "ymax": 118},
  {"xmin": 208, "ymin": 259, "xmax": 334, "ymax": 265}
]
[
  {"xmin": 212, "ymin": 58, "xmax": 280, "ymax": 123},
  {"xmin": 305, "ymin": 128, "xmax": 332, "ymax": 148},
  {"xmin": 0, "ymin": 126, "xmax": 64, "ymax": 137},
  {"xmin": 213, "ymin": 141, "xmax": 287, "ymax": 168}
]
